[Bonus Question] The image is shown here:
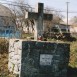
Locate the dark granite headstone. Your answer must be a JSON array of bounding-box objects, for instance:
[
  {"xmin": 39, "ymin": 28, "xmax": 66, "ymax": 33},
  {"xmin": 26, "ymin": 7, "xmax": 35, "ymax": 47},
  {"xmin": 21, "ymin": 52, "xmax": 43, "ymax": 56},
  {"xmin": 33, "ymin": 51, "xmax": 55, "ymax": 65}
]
[
  {"xmin": 8, "ymin": 39, "xmax": 70, "ymax": 77},
  {"xmin": 20, "ymin": 41, "xmax": 70, "ymax": 77}
]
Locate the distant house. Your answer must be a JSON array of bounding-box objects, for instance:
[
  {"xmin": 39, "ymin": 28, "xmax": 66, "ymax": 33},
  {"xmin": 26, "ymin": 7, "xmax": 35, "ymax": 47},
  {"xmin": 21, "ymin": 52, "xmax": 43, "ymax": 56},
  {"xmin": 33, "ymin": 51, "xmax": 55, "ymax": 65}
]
[
  {"xmin": 0, "ymin": 4, "xmax": 21, "ymax": 38},
  {"xmin": 49, "ymin": 24, "xmax": 70, "ymax": 33},
  {"xmin": 70, "ymin": 26, "xmax": 77, "ymax": 33},
  {"xmin": 69, "ymin": 24, "xmax": 77, "ymax": 36}
]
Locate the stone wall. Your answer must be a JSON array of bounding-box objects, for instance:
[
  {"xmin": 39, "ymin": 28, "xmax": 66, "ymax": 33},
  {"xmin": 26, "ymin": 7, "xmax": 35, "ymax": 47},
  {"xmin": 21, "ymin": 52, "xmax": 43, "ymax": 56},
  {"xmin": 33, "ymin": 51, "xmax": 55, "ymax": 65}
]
[
  {"xmin": 8, "ymin": 39, "xmax": 22, "ymax": 75},
  {"xmin": 8, "ymin": 39, "xmax": 70, "ymax": 77}
]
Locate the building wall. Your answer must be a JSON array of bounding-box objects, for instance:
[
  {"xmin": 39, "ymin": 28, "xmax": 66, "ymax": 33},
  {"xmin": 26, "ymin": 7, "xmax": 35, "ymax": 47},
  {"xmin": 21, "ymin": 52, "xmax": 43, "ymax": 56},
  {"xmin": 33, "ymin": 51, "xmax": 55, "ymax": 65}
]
[{"xmin": 0, "ymin": 16, "xmax": 21, "ymax": 38}]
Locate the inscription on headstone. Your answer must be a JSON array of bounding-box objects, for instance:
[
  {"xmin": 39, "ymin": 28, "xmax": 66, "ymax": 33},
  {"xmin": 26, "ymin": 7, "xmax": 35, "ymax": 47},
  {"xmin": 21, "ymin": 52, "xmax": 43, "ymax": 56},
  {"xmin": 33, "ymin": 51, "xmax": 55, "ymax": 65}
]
[{"xmin": 40, "ymin": 54, "xmax": 53, "ymax": 65}]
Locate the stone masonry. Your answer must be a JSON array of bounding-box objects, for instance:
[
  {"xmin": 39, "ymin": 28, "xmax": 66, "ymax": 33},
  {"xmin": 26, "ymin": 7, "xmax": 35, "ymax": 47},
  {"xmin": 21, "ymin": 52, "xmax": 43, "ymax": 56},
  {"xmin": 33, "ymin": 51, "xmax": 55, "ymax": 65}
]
[{"xmin": 8, "ymin": 39, "xmax": 70, "ymax": 77}]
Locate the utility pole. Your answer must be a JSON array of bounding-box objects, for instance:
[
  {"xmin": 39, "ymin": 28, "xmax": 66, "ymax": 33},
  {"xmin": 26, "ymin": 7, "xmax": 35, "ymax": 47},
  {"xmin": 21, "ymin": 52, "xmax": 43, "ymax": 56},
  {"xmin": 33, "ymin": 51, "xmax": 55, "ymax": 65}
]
[{"xmin": 66, "ymin": 2, "xmax": 69, "ymax": 32}]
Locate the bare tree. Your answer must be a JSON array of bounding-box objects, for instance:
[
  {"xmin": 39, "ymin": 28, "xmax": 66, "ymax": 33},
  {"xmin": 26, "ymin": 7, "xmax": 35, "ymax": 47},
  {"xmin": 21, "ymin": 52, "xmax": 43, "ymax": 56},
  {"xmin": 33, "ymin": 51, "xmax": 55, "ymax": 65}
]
[
  {"xmin": 44, "ymin": 6, "xmax": 64, "ymax": 32},
  {"xmin": 2, "ymin": 2, "xmax": 64, "ymax": 38},
  {"xmin": 4, "ymin": 1, "xmax": 35, "ymax": 36},
  {"xmin": 70, "ymin": 16, "xmax": 77, "ymax": 25}
]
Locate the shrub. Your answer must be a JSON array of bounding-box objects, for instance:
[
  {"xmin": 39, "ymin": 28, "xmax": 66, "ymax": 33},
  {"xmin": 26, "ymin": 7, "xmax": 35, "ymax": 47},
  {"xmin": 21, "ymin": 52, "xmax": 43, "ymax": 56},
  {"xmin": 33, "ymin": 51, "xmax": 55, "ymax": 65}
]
[
  {"xmin": 0, "ymin": 38, "xmax": 9, "ymax": 54},
  {"xmin": 69, "ymin": 41, "xmax": 77, "ymax": 68}
]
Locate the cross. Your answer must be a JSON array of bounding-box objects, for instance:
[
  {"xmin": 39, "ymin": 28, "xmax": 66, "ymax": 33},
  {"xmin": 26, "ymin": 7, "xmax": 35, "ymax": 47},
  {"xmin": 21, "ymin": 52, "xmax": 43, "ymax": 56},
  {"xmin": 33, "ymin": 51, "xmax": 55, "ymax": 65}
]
[{"xmin": 25, "ymin": 3, "xmax": 53, "ymax": 40}]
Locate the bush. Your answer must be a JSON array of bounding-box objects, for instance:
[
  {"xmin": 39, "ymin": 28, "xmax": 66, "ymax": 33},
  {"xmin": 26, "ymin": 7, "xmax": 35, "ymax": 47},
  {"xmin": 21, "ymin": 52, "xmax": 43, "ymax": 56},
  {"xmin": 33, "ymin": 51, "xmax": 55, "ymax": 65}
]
[
  {"xmin": 0, "ymin": 38, "xmax": 9, "ymax": 54},
  {"xmin": 69, "ymin": 41, "xmax": 77, "ymax": 68}
]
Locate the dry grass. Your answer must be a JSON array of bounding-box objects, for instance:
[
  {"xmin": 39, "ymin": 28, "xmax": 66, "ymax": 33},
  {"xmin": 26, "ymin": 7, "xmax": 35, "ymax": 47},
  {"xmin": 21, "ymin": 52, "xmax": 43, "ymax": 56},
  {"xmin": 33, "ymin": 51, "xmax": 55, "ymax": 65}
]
[
  {"xmin": 69, "ymin": 41, "xmax": 77, "ymax": 68},
  {"xmin": 0, "ymin": 53, "xmax": 17, "ymax": 77},
  {"xmin": 0, "ymin": 53, "xmax": 8, "ymax": 77},
  {"xmin": 0, "ymin": 38, "xmax": 16, "ymax": 77}
]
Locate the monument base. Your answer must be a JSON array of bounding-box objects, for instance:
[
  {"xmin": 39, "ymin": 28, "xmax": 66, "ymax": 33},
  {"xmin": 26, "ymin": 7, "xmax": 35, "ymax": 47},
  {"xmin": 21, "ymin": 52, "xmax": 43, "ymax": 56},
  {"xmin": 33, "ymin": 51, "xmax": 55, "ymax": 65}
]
[{"xmin": 8, "ymin": 39, "xmax": 70, "ymax": 77}]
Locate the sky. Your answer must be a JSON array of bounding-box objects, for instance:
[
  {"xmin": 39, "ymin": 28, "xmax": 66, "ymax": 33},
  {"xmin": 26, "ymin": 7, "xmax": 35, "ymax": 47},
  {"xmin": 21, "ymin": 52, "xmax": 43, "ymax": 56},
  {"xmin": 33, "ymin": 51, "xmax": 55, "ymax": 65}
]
[{"xmin": 0, "ymin": 0, "xmax": 77, "ymax": 23}]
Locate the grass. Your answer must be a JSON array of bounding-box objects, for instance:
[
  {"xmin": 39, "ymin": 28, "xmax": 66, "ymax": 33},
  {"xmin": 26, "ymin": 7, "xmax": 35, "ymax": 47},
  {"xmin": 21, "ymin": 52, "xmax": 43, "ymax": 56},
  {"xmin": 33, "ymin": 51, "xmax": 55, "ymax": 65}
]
[
  {"xmin": 0, "ymin": 38, "xmax": 16, "ymax": 77},
  {"xmin": 0, "ymin": 38, "xmax": 77, "ymax": 77},
  {"xmin": 22, "ymin": 33, "xmax": 34, "ymax": 39},
  {"xmin": 0, "ymin": 53, "xmax": 18, "ymax": 77},
  {"xmin": 69, "ymin": 41, "xmax": 77, "ymax": 68}
]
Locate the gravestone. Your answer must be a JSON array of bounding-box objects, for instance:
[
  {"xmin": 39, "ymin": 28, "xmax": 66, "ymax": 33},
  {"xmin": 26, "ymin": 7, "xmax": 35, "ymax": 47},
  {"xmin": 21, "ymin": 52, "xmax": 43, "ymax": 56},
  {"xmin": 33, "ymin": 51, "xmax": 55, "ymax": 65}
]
[
  {"xmin": 25, "ymin": 3, "xmax": 53, "ymax": 40},
  {"xmin": 8, "ymin": 39, "xmax": 70, "ymax": 77}
]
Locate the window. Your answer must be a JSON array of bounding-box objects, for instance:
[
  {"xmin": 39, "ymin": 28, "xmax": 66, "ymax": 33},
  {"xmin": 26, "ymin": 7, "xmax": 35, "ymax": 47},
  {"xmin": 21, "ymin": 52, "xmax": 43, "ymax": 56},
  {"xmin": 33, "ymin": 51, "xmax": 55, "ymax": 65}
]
[{"xmin": 6, "ymin": 30, "xmax": 9, "ymax": 34}]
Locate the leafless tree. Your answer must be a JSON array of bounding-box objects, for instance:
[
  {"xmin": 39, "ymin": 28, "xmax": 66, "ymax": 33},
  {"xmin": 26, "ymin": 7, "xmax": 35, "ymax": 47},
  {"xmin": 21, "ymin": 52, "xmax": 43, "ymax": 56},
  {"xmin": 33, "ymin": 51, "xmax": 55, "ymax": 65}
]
[
  {"xmin": 44, "ymin": 6, "xmax": 64, "ymax": 32},
  {"xmin": 2, "ymin": 1, "xmax": 64, "ymax": 38},
  {"xmin": 70, "ymin": 16, "xmax": 77, "ymax": 25}
]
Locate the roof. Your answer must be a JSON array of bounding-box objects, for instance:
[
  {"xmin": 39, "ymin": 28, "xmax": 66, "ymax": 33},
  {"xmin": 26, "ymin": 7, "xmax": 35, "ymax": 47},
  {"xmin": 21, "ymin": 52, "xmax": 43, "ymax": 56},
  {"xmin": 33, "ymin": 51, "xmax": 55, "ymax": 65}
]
[{"xmin": 0, "ymin": 4, "xmax": 12, "ymax": 17}]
